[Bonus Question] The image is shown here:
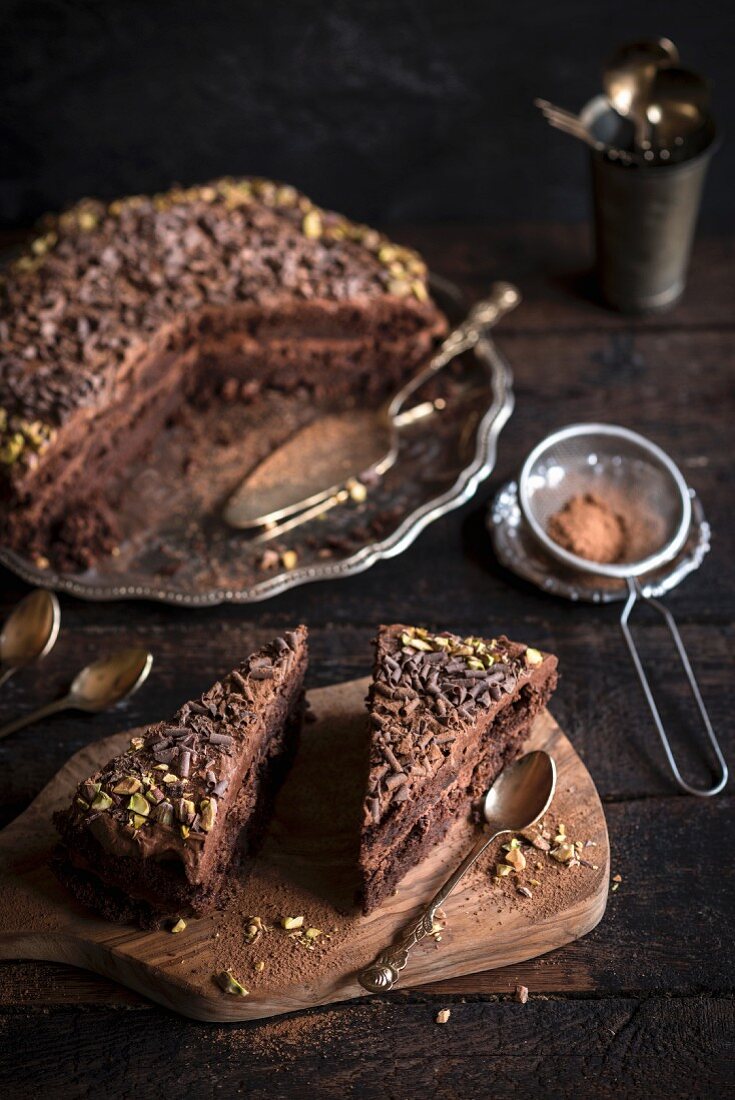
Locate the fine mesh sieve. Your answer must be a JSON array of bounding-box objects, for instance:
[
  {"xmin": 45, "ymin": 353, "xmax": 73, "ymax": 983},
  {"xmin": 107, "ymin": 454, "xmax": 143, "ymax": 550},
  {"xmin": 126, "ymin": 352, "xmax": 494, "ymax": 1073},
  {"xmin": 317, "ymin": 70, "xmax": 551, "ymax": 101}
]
[{"xmin": 518, "ymin": 423, "xmax": 727, "ymax": 797}]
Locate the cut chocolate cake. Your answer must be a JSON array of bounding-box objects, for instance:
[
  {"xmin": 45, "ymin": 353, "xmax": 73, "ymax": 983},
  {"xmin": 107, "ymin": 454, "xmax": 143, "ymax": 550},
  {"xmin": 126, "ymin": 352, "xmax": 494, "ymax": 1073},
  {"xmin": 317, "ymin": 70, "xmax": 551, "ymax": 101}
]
[
  {"xmin": 0, "ymin": 177, "xmax": 447, "ymax": 566},
  {"xmin": 358, "ymin": 624, "xmax": 558, "ymax": 914},
  {"xmin": 54, "ymin": 626, "xmax": 308, "ymax": 924}
]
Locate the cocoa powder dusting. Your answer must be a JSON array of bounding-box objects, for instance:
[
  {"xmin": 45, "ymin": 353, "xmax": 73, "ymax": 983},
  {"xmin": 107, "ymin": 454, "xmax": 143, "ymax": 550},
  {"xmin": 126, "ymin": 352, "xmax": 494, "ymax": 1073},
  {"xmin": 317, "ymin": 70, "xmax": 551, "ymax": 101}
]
[{"xmin": 547, "ymin": 492, "xmax": 626, "ymax": 564}]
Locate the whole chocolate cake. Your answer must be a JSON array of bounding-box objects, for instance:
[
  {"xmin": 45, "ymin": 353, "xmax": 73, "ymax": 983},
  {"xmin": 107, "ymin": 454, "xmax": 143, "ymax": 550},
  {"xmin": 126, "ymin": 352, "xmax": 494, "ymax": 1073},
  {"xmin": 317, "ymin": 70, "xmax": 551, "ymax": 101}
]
[
  {"xmin": 0, "ymin": 178, "xmax": 447, "ymax": 566},
  {"xmin": 54, "ymin": 626, "xmax": 308, "ymax": 924},
  {"xmin": 358, "ymin": 624, "xmax": 558, "ymax": 914}
]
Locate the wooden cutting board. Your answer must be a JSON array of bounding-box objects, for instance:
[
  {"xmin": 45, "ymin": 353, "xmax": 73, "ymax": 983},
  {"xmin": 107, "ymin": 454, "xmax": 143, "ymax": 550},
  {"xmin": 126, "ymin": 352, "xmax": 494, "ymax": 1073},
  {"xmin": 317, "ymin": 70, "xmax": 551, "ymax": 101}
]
[{"xmin": 0, "ymin": 677, "xmax": 609, "ymax": 1022}]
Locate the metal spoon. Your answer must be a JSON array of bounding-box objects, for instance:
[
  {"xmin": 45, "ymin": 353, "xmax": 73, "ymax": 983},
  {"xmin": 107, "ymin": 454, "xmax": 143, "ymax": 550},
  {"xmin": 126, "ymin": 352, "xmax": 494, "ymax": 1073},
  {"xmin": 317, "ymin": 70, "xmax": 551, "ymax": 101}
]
[
  {"xmin": 0, "ymin": 589, "xmax": 61, "ymax": 688},
  {"xmin": 359, "ymin": 750, "xmax": 557, "ymax": 992},
  {"xmin": 603, "ymin": 38, "xmax": 679, "ymax": 151},
  {"xmin": 646, "ymin": 66, "xmax": 710, "ymax": 150},
  {"xmin": 0, "ymin": 647, "xmax": 153, "ymax": 741}
]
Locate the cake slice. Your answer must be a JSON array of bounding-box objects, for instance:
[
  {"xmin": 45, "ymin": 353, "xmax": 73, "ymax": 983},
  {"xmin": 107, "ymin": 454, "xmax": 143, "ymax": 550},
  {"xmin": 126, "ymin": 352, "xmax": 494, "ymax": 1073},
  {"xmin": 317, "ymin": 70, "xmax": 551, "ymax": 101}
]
[
  {"xmin": 358, "ymin": 624, "xmax": 558, "ymax": 914},
  {"xmin": 54, "ymin": 627, "xmax": 308, "ymax": 924}
]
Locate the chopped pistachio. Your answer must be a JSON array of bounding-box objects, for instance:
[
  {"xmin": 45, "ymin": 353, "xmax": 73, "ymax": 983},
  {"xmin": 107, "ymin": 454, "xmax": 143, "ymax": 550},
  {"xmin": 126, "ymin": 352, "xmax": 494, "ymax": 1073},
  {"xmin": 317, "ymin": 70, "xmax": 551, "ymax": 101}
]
[
  {"xmin": 170, "ymin": 918, "xmax": 187, "ymax": 934},
  {"xmin": 180, "ymin": 825, "xmax": 190, "ymax": 839},
  {"xmin": 347, "ymin": 478, "xmax": 367, "ymax": 503},
  {"xmin": 281, "ymin": 915, "xmax": 304, "ymax": 930},
  {"xmin": 91, "ymin": 791, "xmax": 114, "ymax": 812},
  {"xmin": 75, "ymin": 798, "xmax": 89, "ymax": 810},
  {"xmin": 162, "ymin": 773, "xmax": 179, "ymax": 784},
  {"xmin": 199, "ymin": 797, "xmax": 217, "ymax": 832},
  {"xmin": 129, "ymin": 736, "xmax": 145, "ymax": 751},
  {"xmin": 505, "ymin": 847, "xmax": 526, "ymax": 871},
  {"xmin": 435, "ymin": 1008, "xmax": 451, "ymax": 1024},
  {"xmin": 302, "ymin": 210, "xmax": 322, "ymax": 239},
  {"xmin": 496, "ymin": 863, "xmax": 513, "ymax": 877},
  {"xmin": 550, "ymin": 842, "xmax": 576, "ymax": 863},
  {"xmin": 216, "ymin": 970, "xmax": 249, "ymax": 997},
  {"xmin": 130, "ymin": 813, "xmax": 148, "ymax": 829},
  {"xmin": 525, "ymin": 647, "xmax": 543, "ymax": 667},
  {"xmin": 112, "ymin": 776, "xmax": 142, "ymax": 795},
  {"xmin": 304, "ymin": 927, "xmax": 322, "ymax": 940},
  {"xmin": 154, "ymin": 802, "xmax": 174, "ymax": 826},
  {"xmin": 281, "ymin": 549, "xmax": 298, "ymax": 571},
  {"xmin": 128, "ymin": 793, "xmax": 150, "ymax": 816},
  {"xmin": 254, "ymin": 960, "xmax": 266, "ymax": 973}
]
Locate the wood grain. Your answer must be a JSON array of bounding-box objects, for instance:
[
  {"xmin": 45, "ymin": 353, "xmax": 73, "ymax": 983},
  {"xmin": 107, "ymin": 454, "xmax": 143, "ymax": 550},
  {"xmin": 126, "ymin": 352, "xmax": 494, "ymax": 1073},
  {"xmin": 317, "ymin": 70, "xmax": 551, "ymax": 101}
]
[{"xmin": 0, "ymin": 678, "xmax": 608, "ymax": 1022}]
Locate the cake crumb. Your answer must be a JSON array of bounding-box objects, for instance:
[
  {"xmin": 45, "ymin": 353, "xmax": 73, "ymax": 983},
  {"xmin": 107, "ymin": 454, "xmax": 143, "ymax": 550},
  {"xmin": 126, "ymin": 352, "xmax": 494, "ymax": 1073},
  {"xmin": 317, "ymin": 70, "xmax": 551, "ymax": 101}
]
[
  {"xmin": 435, "ymin": 1008, "xmax": 451, "ymax": 1024},
  {"xmin": 514, "ymin": 984, "xmax": 529, "ymax": 1004}
]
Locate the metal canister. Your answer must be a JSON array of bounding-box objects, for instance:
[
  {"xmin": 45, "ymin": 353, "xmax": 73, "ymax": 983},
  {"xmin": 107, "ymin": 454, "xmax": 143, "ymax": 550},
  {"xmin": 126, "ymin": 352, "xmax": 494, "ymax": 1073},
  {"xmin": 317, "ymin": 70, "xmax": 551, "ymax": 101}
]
[{"xmin": 589, "ymin": 129, "xmax": 718, "ymax": 314}]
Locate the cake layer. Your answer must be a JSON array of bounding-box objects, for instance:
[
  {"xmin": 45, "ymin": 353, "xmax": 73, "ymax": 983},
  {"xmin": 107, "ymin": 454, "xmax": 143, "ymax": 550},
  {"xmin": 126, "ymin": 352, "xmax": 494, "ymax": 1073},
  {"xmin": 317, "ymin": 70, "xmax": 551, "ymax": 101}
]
[
  {"xmin": 54, "ymin": 627, "xmax": 308, "ymax": 924},
  {"xmin": 358, "ymin": 625, "xmax": 558, "ymax": 914},
  {"xmin": 0, "ymin": 179, "xmax": 447, "ymax": 567}
]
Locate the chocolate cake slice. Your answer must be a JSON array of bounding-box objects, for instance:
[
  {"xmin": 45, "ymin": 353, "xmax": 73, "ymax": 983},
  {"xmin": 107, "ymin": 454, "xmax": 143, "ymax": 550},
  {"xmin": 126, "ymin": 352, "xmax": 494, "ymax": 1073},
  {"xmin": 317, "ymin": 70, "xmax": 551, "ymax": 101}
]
[
  {"xmin": 358, "ymin": 624, "xmax": 558, "ymax": 914},
  {"xmin": 54, "ymin": 626, "xmax": 308, "ymax": 925}
]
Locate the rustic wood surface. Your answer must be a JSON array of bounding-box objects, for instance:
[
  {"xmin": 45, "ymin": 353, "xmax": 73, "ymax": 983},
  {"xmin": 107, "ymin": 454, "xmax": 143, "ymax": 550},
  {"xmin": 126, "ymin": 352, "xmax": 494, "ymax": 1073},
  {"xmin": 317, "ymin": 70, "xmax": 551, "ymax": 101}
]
[
  {"xmin": 0, "ymin": 691, "xmax": 608, "ymax": 1022},
  {"xmin": 0, "ymin": 223, "xmax": 733, "ymax": 1096}
]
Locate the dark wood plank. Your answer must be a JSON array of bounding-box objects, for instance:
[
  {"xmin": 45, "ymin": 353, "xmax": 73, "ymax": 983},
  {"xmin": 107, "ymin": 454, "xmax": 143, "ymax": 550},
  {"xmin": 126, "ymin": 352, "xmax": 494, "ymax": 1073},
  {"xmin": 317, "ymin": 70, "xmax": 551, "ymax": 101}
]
[{"xmin": 0, "ymin": 996, "xmax": 732, "ymax": 1100}]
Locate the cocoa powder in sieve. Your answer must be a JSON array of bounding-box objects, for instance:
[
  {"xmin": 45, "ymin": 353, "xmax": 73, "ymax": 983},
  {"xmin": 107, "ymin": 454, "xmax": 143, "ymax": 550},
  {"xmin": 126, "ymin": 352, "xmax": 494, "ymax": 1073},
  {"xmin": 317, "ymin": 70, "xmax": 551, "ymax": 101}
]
[{"xmin": 547, "ymin": 492, "xmax": 627, "ymax": 564}]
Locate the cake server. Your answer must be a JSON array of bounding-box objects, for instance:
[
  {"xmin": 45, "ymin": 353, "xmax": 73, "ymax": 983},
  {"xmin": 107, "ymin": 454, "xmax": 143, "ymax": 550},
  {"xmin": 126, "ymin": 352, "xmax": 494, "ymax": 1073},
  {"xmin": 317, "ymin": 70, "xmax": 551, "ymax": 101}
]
[
  {"xmin": 223, "ymin": 281, "xmax": 521, "ymax": 537},
  {"xmin": 359, "ymin": 750, "xmax": 556, "ymax": 993},
  {"xmin": 0, "ymin": 589, "xmax": 61, "ymax": 688},
  {"xmin": 517, "ymin": 423, "xmax": 727, "ymax": 797},
  {"xmin": 0, "ymin": 647, "xmax": 152, "ymax": 741}
]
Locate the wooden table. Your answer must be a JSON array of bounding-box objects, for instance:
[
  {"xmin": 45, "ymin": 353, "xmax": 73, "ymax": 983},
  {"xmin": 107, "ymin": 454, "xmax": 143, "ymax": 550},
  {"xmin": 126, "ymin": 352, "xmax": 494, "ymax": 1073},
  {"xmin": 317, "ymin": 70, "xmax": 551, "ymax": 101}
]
[{"xmin": 1, "ymin": 224, "xmax": 732, "ymax": 1098}]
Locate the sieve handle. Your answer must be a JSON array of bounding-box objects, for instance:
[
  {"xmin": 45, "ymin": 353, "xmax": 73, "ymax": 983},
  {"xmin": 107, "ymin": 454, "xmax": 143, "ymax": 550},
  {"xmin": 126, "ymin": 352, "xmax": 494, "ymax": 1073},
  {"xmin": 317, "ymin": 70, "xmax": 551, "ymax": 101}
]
[{"xmin": 620, "ymin": 578, "xmax": 728, "ymax": 797}]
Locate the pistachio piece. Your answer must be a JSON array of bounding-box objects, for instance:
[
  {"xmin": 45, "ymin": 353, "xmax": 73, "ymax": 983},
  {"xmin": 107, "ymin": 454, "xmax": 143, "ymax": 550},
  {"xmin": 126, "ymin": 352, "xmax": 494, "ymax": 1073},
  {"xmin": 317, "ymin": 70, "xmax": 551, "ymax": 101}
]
[
  {"xmin": 304, "ymin": 927, "xmax": 322, "ymax": 940},
  {"xmin": 281, "ymin": 550, "xmax": 298, "ymax": 571},
  {"xmin": 91, "ymin": 791, "xmax": 114, "ymax": 812},
  {"xmin": 347, "ymin": 479, "xmax": 367, "ymax": 503},
  {"xmin": 505, "ymin": 847, "xmax": 526, "ymax": 871},
  {"xmin": 525, "ymin": 647, "xmax": 543, "ymax": 667},
  {"xmin": 302, "ymin": 210, "xmax": 322, "ymax": 239},
  {"xmin": 128, "ymin": 793, "xmax": 150, "ymax": 816},
  {"xmin": 199, "ymin": 797, "xmax": 217, "ymax": 832},
  {"xmin": 281, "ymin": 915, "xmax": 304, "ymax": 930},
  {"xmin": 154, "ymin": 801, "xmax": 174, "ymax": 826},
  {"xmin": 129, "ymin": 736, "xmax": 145, "ymax": 751},
  {"xmin": 496, "ymin": 863, "xmax": 513, "ymax": 877},
  {"xmin": 435, "ymin": 1008, "xmax": 451, "ymax": 1024},
  {"xmin": 170, "ymin": 918, "xmax": 187, "ymax": 934},
  {"xmin": 130, "ymin": 813, "xmax": 148, "ymax": 829},
  {"xmin": 216, "ymin": 970, "xmax": 249, "ymax": 997},
  {"xmin": 550, "ymin": 842, "xmax": 575, "ymax": 863},
  {"xmin": 162, "ymin": 773, "xmax": 179, "ymax": 784},
  {"xmin": 112, "ymin": 776, "xmax": 142, "ymax": 795}
]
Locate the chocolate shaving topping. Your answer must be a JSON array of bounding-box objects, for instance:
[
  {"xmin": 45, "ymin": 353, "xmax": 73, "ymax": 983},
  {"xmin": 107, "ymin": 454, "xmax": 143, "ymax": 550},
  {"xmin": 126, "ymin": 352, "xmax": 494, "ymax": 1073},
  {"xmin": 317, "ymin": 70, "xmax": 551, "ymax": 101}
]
[{"xmin": 365, "ymin": 626, "xmax": 545, "ymax": 820}]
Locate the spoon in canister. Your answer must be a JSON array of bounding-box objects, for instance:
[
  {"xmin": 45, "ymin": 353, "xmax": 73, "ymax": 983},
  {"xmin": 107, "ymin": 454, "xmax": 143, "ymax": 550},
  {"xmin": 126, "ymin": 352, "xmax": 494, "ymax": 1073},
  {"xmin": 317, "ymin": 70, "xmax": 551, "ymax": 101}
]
[
  {"xmin": 0, "ymin": 647, "xmax": 153, "ymax": 741},
  {"xmin": 603, "ymin": 37, "xmax": 679, "ymax": 151},
  {"xmin": 0, "ymin": 589, "xmax": 61, "ymax": 689},
  {"xmin": 359, "ymin": 750, "xmax": 556, "ymax": 993}
]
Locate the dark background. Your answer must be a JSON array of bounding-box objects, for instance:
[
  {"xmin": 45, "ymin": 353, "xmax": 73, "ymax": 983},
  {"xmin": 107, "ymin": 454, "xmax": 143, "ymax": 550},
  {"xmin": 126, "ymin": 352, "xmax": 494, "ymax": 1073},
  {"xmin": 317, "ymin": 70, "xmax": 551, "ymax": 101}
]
[{"xmin": 1, "ymin": 0, "xmax": 733, "ymax": 231}]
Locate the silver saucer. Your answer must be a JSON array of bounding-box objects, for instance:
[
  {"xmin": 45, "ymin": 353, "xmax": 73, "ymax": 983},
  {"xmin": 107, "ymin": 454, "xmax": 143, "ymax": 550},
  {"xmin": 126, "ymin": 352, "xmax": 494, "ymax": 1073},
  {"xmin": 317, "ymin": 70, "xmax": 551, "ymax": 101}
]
[{"xmin": 489, "ymin": 479, "xmax": 710, "ymax": 603}]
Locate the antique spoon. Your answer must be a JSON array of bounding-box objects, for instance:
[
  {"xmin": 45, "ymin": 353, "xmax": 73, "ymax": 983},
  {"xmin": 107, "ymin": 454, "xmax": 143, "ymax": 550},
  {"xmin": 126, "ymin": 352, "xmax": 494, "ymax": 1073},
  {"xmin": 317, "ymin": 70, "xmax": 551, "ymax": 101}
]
[
  {"xmin": 359, "ymin": 750, "xmax": 557, "ymax": 993},
  {"xmin": 646, "ymin": 66, "xmax": 710, "ymax": 150},
  {"xmin": 0, "ymin": 647, "xmax": 153, "ymax": 741},
  {"xmin": 0, "ymin": 589, "xmax": 61, "ymax": 688}
]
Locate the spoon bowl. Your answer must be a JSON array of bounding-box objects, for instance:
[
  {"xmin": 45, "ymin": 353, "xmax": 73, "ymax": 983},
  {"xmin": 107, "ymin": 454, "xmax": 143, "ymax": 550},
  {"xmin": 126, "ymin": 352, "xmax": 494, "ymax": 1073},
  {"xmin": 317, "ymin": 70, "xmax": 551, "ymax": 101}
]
[
  {"xmin": 0, "ymin": 589, "xmax": 61, "ymax": 686},
  {"xmin": 482, "ymin": 749, "xmax": 557, "ymax": 832},
  {"xmin": 69, "ymin": 648, "xmax": 154, "ymax": 712},
  {"xmin": 603, "ymin": 38, "xmax": 679, "ymax": 151}
]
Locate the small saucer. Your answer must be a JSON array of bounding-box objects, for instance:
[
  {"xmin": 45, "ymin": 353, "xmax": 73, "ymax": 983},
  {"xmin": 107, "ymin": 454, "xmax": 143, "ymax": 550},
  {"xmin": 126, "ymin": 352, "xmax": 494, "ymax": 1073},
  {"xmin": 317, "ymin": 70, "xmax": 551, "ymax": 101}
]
[{"xmin": 488, "ymin": 480, "xmax": 710, "ymax": 604}]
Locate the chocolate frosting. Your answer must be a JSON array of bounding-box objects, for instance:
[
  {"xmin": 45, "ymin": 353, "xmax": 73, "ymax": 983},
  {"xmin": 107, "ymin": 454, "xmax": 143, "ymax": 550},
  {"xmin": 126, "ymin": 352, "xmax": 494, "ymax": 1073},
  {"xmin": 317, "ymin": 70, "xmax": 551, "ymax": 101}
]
[
  {"xmin": 363, "ymin": 624, "xmax": 554, "ymax": 828},
  {"xmin": 0, "ymin": 177, "xmax": 439, "ymax": 477},
  {"xmin": 60, "ymin": 626, "xmax": 307, "ymax": 885}
]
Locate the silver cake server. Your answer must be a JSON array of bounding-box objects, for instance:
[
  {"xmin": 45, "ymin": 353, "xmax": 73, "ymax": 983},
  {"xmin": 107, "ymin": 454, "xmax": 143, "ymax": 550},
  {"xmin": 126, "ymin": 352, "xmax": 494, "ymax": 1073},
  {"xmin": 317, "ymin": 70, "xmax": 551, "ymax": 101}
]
[{"xmin": 223, "ymin": 282, "xmax": 521, "ymax": 536}]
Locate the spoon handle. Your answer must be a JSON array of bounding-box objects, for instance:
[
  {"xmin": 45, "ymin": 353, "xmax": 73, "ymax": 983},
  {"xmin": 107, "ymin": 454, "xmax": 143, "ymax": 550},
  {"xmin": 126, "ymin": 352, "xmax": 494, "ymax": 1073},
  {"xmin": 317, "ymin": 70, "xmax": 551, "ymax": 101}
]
[
  {"xmin": 0, "ymin": 696, "xmax": 70, "ymax": 741},
  {"xmin": 358, "ymin": 827, "xmax": 509, "ymax": 993}
]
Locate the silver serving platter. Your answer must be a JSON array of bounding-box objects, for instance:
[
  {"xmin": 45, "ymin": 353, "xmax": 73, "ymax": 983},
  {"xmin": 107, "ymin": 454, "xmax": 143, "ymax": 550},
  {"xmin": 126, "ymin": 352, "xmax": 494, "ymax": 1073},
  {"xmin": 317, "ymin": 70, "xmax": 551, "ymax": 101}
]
[
  {"xmin": 1, "ymin": 276, "xmax": 515, "ymax": 606},
  {"xmin": 490, "ymin": 479, "xmax": 710, "ymax": 604}
]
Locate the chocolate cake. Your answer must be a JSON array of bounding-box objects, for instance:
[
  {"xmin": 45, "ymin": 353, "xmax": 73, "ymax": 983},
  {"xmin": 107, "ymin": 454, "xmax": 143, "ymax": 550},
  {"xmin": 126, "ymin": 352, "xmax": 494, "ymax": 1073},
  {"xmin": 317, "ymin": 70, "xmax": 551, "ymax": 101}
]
[
  {"xmin": 54, "ymin": 626, "xmax": 308, "ymax": 924},
  {"xmin": 358, "ymin": 624, "xmax": 558, "ymax": 914},
  {"xmin": 0, "ymin": 177, "xmax": 447, "ymax": 566}
]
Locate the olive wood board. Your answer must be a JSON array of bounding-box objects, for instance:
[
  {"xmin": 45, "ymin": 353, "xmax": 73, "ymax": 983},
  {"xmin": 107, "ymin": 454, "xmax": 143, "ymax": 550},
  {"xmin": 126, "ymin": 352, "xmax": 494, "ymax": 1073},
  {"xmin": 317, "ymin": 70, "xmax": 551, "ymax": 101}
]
[{"xmin": 0, "ymin": 677, "xmax": 609, "ymax": 1022}]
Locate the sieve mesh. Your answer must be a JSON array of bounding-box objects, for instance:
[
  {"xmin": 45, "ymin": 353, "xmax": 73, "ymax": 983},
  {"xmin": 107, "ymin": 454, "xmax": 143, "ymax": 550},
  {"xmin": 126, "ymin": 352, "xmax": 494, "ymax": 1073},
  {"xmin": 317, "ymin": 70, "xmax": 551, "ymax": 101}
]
[{"xmin": 519, "ymin": 424, "xmax": 692, "ymax": 579}]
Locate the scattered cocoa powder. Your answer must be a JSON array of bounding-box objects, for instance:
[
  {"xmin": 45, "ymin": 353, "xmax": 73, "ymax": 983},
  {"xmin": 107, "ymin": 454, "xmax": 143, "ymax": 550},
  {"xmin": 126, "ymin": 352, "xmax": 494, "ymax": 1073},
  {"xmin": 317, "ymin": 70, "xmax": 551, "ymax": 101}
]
[{"xmin": 547, "ymin": 492, "xmax": 626, "ymax": 564}]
